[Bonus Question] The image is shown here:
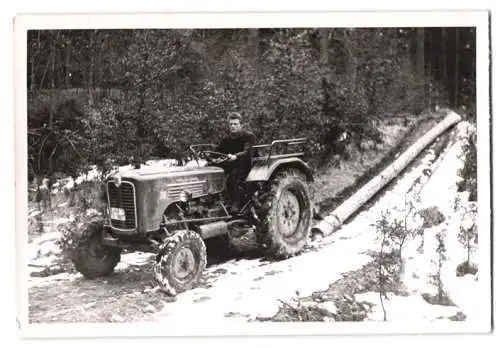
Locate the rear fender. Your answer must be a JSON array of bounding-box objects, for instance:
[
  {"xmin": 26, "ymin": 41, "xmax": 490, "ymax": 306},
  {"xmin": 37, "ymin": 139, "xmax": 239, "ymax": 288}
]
[{"xmin": 246, "ymin": 158, "xmax": 314, "ymax": 182}]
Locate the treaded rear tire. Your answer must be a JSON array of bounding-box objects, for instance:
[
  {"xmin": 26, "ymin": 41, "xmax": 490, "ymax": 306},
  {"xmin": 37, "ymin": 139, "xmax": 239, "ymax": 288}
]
[{"xmin": 257, "ymin": 169, "xmax": 312, "ymax": 258}]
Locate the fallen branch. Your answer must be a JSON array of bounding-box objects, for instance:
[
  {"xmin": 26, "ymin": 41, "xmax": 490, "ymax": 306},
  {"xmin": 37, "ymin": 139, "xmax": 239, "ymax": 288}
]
[{"xmin": 277, "ymin": 299, "xmax": 299, "ymax": 312}]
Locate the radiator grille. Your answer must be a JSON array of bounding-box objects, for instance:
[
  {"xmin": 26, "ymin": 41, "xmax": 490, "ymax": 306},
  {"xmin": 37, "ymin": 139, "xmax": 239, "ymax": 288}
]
[{"xmin": 107, "ymin": 181, "xmax": 137, "ymax": 230}]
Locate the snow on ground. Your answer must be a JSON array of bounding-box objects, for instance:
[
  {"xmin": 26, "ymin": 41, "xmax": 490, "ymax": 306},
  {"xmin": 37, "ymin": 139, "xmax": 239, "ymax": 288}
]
[
  {"xmin": 355, "ymin": 292, "xmax": 460, "ymax": 322},
  {"xmin": 152, "ymin": 132, "xmax": 448, "ymax": 324},
  {"xmin": 410, "ymin": 122, "xmax": 481, "ymax": 321},
  {"xmin": 356, "ymin": 122, "xmax": 482, "ymax": 324},
  {"xmin": 29, "ymin": 271, "xmax": 82, "ymax": 288},
  {"xmin": 115, "ymin": 252, "xmax": 155, "ymax": 271},
  {"xmin": 28, "ymin": 231, "xmax": 62, "ymax": 262},
  {"xmin": 400, "ymin": 135, "xmax": 469, "ymax": 297},
  {"xmin": 156, "ymin": 230, "xmax": 376, "ymax": 323},
  {"xmin": 28, "ymin": 250, "xmax": 154, "ymax": 288},
  {"xmin": 27, "ymin": 122, "xmax": 484, "ymax": 326}
]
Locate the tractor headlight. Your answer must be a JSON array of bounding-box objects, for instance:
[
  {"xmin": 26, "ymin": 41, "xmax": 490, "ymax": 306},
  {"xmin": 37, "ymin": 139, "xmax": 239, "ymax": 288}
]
[{"xmin": 113, "ymin": 174, "xmax": 122, "ymax": 187}]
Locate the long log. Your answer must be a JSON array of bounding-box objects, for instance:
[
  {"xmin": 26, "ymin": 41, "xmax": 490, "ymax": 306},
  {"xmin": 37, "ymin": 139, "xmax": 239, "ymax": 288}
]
[{"xmin": 311, "ymin": 110, "xmax": 462, "ymax": 237}]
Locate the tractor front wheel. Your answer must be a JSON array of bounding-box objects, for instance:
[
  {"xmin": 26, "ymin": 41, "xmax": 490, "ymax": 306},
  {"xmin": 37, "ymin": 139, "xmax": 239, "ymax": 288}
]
[
  {"xmin": 70, "ymin": 221, "xmax": 121, "ymax": 279},
  {"xmin": 153, "ymin": 230, "xmax": 207, "ymax": 296}
]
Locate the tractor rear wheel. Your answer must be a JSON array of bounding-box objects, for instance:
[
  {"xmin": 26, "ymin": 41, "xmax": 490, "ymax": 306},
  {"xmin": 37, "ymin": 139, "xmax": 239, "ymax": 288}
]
[{"xmin": 257, "ymin": 169, "xmax": 312, "ymax": 258}]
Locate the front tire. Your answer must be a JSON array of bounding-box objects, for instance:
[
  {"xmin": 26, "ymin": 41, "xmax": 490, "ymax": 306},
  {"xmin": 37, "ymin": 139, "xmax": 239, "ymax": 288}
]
[
  {"xmin": 257, "ymin": 169, "xmax": 312, "ymax": 258},
  {"xmin": 154, "ymin": 230, "xmax": 207, "ymax": 296},
  {"xmin": 70, "ymin": 221, "xmax": 121, "ymax": 279}
]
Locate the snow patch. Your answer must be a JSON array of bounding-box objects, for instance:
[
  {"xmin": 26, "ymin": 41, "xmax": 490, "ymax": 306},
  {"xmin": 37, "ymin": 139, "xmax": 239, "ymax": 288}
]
[
  {"xmin": 115, "ymin": 252, "xmax": 155, "ymax": 271},
  {"xmin": 29, "ymin": 272, "xmax": 82, "ymax": 287},
  {"xmin": 355, "ymin": 292, "xmax": 460, "ymax": 322},
  {"xmin": 399, "ymin": 121, "xmax": 481, "ymax": 324},
  {"xmin": 28, "ymin": 232, "xmax": 62, "ymax": 262},
  {"xmin": 154, "ymin": 141, "xmax": 447, "ymax": 323},
  {"xmin": 29, "ymin": 254, "xmax": 59, "ymax": 268}
]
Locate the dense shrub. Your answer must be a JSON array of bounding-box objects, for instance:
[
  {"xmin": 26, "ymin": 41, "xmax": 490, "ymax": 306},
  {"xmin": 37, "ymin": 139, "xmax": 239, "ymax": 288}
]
[{"xmin": 28, "ymin": 28, "xmax": 449, "ymax": 179}]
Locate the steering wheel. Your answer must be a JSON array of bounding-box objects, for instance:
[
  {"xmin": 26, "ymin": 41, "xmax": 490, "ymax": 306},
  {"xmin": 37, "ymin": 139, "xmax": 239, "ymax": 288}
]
[{"xmin": 199, "ymin": 150, "xmax": 231, "ymax": 164}]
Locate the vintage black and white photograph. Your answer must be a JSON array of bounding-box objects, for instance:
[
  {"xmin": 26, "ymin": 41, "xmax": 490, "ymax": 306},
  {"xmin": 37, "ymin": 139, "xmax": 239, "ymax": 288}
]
[{"xmin": 15, "ymin": 11, "xmax": 491, "ymax": 337}]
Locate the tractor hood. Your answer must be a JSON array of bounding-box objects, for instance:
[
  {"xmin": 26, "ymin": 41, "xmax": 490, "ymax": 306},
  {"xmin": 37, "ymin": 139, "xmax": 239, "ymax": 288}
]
[
  {"xmin": 104, "ymin": 163, "xmax": 226, "ymax": 234},
  {"xmin": 108, "ymin": 164, "xmax": 224, "ymax": 182}
]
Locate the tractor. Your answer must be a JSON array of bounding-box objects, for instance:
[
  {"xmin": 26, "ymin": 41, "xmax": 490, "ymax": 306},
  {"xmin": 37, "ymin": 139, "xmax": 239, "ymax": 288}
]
[{"xmin": 70, "ymin": 138, "xmax": 314, "ymax": 295}]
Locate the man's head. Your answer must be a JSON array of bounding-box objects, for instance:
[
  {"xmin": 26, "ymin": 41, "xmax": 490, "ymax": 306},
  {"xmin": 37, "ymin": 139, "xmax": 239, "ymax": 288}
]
[{"xmin": 227, "ymin": 112, "xmax": 243, "ymax": 134}]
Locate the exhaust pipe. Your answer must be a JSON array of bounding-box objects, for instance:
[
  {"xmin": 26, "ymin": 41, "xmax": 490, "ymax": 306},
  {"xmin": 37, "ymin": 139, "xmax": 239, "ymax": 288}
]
[{"xmin": 198, "ymin": 221, "xmax": 229, "ymax": 239}]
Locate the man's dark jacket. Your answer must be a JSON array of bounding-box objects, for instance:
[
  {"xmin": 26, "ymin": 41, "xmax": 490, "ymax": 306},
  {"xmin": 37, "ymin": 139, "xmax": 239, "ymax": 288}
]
[
  {"xmin": 215, "ymin": 130, "xmax": 256, "ymax": 193},
  {"xmin": 215, "ymin": 130, "xmax": 256, "ymax": 160},
  {"xmin": 215, "ymin": 131, "xmax": 255, "ymax": 206}
]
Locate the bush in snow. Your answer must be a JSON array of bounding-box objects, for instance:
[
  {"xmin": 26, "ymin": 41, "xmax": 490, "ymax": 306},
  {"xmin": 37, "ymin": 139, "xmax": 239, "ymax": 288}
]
[
  {"xmin": 418, "ymin": 206, "xmax": 446, "ymax": 229},
  {"xmin": 375, "ymin": 208, "xmax": 416, "ymax": 260},
  {"xmin": 434, "ymin": 231, "xmax": 448, "ymax": 303},
  {"xmin": 457, "ymin": 125, "xmax": 477, "ymax": 201},
  {"xmin": 374, "ymin": 209, "xmax": 415, "ymax": 320},
  {"xmin": 456, "ymin": 204, "xmax": 478, "ymax": 277},
  {"xmin": 423, "ymin": 230, "xmax": 455, "ymax": 306}
]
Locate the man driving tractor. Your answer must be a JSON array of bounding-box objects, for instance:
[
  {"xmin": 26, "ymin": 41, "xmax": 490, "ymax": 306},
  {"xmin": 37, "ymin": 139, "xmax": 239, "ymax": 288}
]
[
  {"xmin": 213, "ymin": 111, "xmax": 256, "ymax": 214},
  {"xmin": 70, "ymin": 110, "xmax": 313, "ymax": 295}
]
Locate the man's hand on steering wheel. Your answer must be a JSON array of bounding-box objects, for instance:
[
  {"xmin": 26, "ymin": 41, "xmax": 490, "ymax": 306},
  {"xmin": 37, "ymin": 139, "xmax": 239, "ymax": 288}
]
[{"xmin": 199, "ymin": 150, "xmax": 233, "ymax": 164}]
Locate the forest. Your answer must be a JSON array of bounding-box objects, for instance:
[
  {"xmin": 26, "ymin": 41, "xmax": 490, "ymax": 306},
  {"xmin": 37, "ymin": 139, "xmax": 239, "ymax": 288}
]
[{"xmin": 27, "ymin": 27, "xmax": 476, "ymax": 183}]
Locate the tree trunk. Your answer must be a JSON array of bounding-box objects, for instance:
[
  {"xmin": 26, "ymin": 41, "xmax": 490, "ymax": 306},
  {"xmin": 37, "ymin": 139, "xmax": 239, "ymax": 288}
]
[
  {"xmin": 29, "ymin": 31, "xmax": 42, "ymax": 92},
  {"xmin": 454, "ymin": 28, "xmax": 460, "ymax": 108},
  {"xmin": 417, "ymin": 28, "xmax": 425, "ymax": 78},
  {"xmin": 341, "ymin": 29, "xmax": 357, "ymax": 84},
  {"xmin": 134, "ymin": 90, "xmax": 146, "ymax": 168},
  {"xmin": 319, "ymin": 28, "xmax": 329, "ymax": 66},
  {"xmin": 30, "ymin": 55, "xmax": 36, "ymax": 93},
  {"xmin": 65, "ymin": 38, "xmax": 71, "ymax": 89},
  {"xmin": 88, "ymin": 30, "xmax": 96, "ymax": 106},
  {"xmin": 312, "ymin": 110, "xmax": 463, "ymax": 236},
  {"xmin": 440, "ymin": 29, "xmax": 447, "ymax": 81},
  {"xmin": 96, "ymin": 31, "xmax": 102, "ymax": 96},
  {"xmin": 49, "ymin": 31, "xmax": 59, "ymax": 130},
  {"xmin": 441, "ymin": 28, "xmax": 448, "ymax": 104},
  {"xmin": 378, "ymin": 234, "xmax": 388, "ymax": 321},
  {"xmin": 248, "ymin": 28, "xmax": 262, "ymax": 135},
  {"xmin": 416, "ymin": 28, "xmax": 428, "ymax": 108},
  {"xmin": 248, "ymin": 29, "xmax": 260, "ymax": 73}
]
